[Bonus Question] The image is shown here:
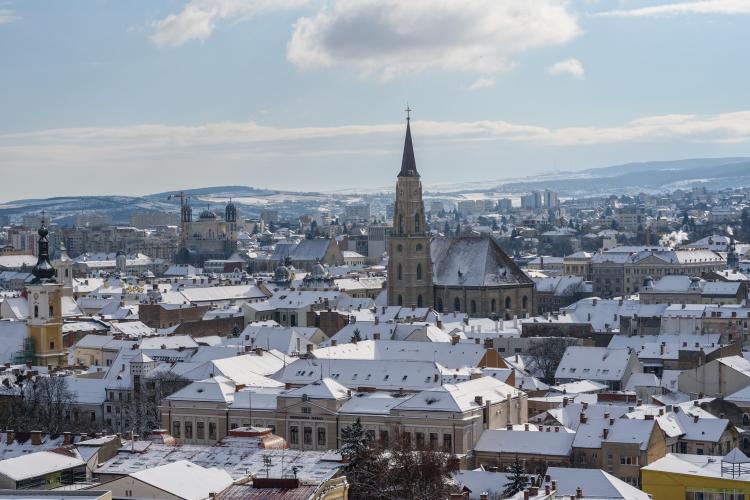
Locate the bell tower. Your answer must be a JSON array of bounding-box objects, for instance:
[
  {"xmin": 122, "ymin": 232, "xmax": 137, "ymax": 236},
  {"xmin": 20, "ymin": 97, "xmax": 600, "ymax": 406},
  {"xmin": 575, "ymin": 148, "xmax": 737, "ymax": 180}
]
[
  {"xmin": 26, "ymin": 216, "xmax": 65, "ymax": 367},
  {"xmin": 387, "ymin": 107, "xmax": 433, "ymax": 308}
]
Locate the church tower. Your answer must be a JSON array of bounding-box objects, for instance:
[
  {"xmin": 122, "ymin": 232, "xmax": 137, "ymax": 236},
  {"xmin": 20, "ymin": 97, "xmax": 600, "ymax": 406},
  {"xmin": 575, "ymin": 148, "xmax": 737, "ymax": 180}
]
[
  {"xmin": 26, "ymin": 219, "xmax": 65, "ymax": 367},
  {"xmin": 387, "ymin": 110, "xmax": 433, "ymax": 308}
]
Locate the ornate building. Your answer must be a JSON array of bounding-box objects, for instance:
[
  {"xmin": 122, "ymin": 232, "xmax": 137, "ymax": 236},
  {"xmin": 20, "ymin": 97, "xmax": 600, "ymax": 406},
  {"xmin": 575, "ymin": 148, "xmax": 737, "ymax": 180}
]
[
  {"xmin": 387, "ymin": 112, "xmax": 434, "ymax": 308},
  {"xmin": 386, "ymin": 114, "xmax": 535, "ymax": 318},
  {"xmin": 176, "ymin": 199, "xmax": 239, "ymax": 266},
  {"xmin": 26, "ymin": 221, "xmax": 66, "ymax": 366}
]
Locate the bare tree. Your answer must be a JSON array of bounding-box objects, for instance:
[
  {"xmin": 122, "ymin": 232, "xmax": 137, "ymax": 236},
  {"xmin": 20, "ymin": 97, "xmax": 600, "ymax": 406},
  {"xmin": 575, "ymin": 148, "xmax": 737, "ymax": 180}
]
[
  {"xmin": 0, "ymin": 376, "xmax": 74, "ymax": 434},
  {"xmin": 527, "ymin": 338, "xmax": 576, "ymax": 384},
  {"xmin": 122, "ymin": 372, "xmax": 189, "ymax": 437}
]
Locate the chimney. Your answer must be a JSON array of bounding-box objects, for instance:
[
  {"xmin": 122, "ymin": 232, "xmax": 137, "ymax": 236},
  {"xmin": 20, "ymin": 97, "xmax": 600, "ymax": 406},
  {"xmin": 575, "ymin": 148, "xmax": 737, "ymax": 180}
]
[
  {"xmin": 563, "ymin": 398, "xmax": 569, "ymax": 407},
  {"xmin": 604, "ymin": 412, "xmax": 610, "ymax": 419},
  {"xmin": 609, "ymin": 418, "xmax": 615, "ymax": 426},
  {"xmin": 484, "ymin": 338, "xmax": 494, "ymax": 349},
  {"xmin": 475, "ymin": 396, "xmax": 483, "ymax": 406},
  {"xmin": 480, "ymin": 493, "xmax": 488, "ymax": 500},
  {"xmin": 331, "ymin": 340, "xmax": 337, "ymax": 347},
  {"xmin": 451, "ymin": 335, "xmax": 459, "ymax": 345},
  {"xmin": 474, "ymin": 338, "xmax": 480, "ymax": 344},
  {"xmin": 506, "ymin": 423, "xmax": 513, "ymax": 430},
  {"xmin": 524, "ymin": 423, "xmax": 529, "ymax": 431},
  {"xmin": 254, "ymin": 347, "xmax": 263, "ymax": 356},
  {"xmin": 63, "ymin": 432, "xmax": 72, "ymax": 445},
  {"xmin": 603, "ymin": 428, "xmax": 609, "ymax": 439},
  {"xmin": 576, "ymin": 487, "xmax": 583, "ymax": 498},
  {"xmin": 579, "ymin": 412, "xmax": 587, "ymax": 424},
  {"xmin": 5, "ymin": 430, "xmax": 13, "ymax": 445},
  {"xmin": 374, "ymin": 316, "xmax": 379, "ymax": 325},
  {"xmin": 523, "ymin": 492, "xmax": 529, "ymax": 500},
  {"xmin": 31, "ymin": 430, "xmax": 42, "ymax": 446},
  {"xmin": 373, "ymin": 333, "xmax": 381, "ymax": 341},
  {"xmin": 306, "ymin": 344, "xmax": 314, "ymax": 354},
  {"xmin": 694, "ymin": 414, "xmax": 699, "ymax": 423},
  {"xmin": 660, "ymin": 343, "xmax": 665, "ymax": 355}
]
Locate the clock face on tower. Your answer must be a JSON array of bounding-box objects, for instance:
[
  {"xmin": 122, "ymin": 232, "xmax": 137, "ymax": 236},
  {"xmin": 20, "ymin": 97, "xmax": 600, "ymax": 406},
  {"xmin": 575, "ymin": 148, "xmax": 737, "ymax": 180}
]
[{"xmin": 33, "ymin": 293, "xmax": 39, "ymax": 299}]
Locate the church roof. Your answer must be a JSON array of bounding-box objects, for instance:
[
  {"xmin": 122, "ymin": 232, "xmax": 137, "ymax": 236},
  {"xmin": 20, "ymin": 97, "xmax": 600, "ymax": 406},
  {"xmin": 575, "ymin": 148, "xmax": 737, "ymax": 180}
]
[
  {"xmin": 398, "ymin": 120, "xmax": 418, "ymax": 177},
  {"xmin": 431, "ymin": 236, "xmax": 532, "ymax": 287}
]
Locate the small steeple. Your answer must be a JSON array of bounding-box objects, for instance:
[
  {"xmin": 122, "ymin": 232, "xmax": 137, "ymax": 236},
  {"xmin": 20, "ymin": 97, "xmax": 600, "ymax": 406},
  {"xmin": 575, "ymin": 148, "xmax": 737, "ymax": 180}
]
[
  {"xmin": 398, "ymin": 105, "xmax": 418, "ymax": 177},
  {"xmin": 31, "ymin": 213, "xmax": 56, "ymax": 283}
]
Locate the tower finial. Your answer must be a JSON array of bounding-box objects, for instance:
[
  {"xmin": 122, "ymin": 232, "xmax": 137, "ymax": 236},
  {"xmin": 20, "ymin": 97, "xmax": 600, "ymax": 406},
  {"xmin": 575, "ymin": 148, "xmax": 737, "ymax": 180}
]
[{"xmin": 405, "ymin": 103, "xmax": 412, "ymax": 122}]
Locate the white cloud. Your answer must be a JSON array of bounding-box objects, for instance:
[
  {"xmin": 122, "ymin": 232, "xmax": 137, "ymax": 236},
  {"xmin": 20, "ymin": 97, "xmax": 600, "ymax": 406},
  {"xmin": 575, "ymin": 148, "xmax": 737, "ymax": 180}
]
[
  {"xmin": 287, "ymin": 0, "xmax": 581, "ymax": 80},
  {"xmin": 0, "ymin": 8, "xmax": 16, "ymax": 24},
  {"xmin": 2, "ymin": 111, "xmax": 749, "ymax": 165},
  {"xmin": 150, "ymin": 0, "xmax": 307, "ymax": 47},
  {"xmin": 467, "ymin": 77, "xmax": 496, "ymax": 91},
  {"xmin": 597, "ymin": 0, "xmax": 750, "ymax": 17},
  {"xmin": 547, "ymin": 58, "xmax": 585, "ymax": 78}
]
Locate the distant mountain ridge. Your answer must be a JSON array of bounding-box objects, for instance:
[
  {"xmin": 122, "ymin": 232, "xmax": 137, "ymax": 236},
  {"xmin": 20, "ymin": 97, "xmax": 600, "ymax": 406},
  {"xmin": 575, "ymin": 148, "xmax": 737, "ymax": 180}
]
[{"xmin": 1, "ymin": 157, "xmax": 749, "ymax": 223}]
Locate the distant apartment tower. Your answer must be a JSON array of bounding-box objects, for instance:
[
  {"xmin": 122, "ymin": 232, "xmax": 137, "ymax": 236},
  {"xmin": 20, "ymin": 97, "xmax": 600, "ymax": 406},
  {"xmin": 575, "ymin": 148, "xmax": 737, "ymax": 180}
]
[
  {"xmin": 129, "ymin": 212, "xmax": 180, "ymax": 228},
  {"xmin": 260, "ymin": 209, "xmax": 279, "ymax": 224},
  {"xmin": 457, "ymin": 200, "xmax": 477, "ymax": 215},
  {"xmin": 521, "ymin": 191, "xmax": 543, "ymax": 209},
  {"xmin": 430, "ymin": 201, "xmax": 444, "ymax": 214},
  {"xmin": 497, "ymin": 198, "xmax": 513, "ymax": 212},
  {"xmin": 367, "ymin": 224, "xmax": 390, "ymax": 264},
  {"xmin": 343, "ymin": 203, "xmax": 371, "ymax": 223},
  {"xmin": 544, "ymin": 189, "xmax": 559, "ymax": 209}
]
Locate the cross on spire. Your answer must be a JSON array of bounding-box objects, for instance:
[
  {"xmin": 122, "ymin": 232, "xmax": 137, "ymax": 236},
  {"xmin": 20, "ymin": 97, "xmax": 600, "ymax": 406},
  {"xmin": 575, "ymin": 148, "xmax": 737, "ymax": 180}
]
[
  {"xmin": 405, "ymin": 103, "xmax": 412, "ymax": 121},
  {"xmin": 40, "ymin": 210, "xmax": 47, "ymax": 226}
]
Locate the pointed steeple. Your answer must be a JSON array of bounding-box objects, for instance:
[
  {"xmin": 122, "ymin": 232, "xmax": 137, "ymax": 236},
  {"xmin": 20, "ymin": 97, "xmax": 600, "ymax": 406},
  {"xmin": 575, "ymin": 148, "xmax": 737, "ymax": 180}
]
[
  {"xmin": 31, "ymin": 218, "xmax": 56, "ymax": 284},
  {"xmin": 398, "ymin": 107, "xmax": 418, "ymax": 177}
]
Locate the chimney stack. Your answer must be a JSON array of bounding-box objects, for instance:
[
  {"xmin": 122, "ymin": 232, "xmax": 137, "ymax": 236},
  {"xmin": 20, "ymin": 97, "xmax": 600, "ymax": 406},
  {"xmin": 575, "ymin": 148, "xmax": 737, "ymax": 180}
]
[
  {"xmin": 5, "ymin": 430, "xmax": 13, "ymax": 445},
  {"xmin": 603, "ymin": 428, "xmax": 609, "ymax": 439},
  {"xmin": 373, "ymin": 333, "xmax": 381, "ymax": 341},
  {"xmin": 31, "ymin": 430, "xmax": 42, "ymax": 446},
  {"xmin": 576, "ymin": 486, "xmax": 583, "ymax": 498}
]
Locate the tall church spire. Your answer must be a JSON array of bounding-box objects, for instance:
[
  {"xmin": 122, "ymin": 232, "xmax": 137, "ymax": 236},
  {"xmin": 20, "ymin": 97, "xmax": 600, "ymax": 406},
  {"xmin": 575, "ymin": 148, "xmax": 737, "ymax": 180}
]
[
  {"xmin": 399, "ymin": 105, "xmax": 418, "ymax": 177},
  {"xmin": 31, "ymin": 215, "xmax": 56, "ymax": 283}
]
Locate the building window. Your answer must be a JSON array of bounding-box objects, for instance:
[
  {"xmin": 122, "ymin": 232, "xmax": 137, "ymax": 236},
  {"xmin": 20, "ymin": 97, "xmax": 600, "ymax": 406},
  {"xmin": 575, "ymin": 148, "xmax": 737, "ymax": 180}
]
[
  {"xmin": 185, "ymin": 422, "xmax": 193, "ymax": 439},
  {"xmin": 397, "ymin": 264, "xmax": 403, "ymax": 281},
  {"xmin": 397, "ymin": 295, "xmax": 403, "ymax": 306},
  {"xmin": 454, "ymin": 297, "xmax": 461, "ymax": 312},
  {"xmin": 209, "ymin": 422, "xmax": 217, "ymax": 441},
  {"xmin": 417, "ymin": 295, "xmax": 423, "ymax": 308},
  {"xmin": 197, "ymin": 421, "xmax": 205, "ymax": 440},
  {"xmin": 173, "ymin": 422, "xmax": 181, "ymax": 438},
  {"xmin": 416, "ymin": 243, "xmax": 423, "ymax": 252},
  {"xmin": 304, "ymin": 426, "xmax": 313, "ymax": 446},
  {"xmin": 317, "ymin": 427, "xmax": 326, "ymax": 446},
  {"xmin": 416, "ymin": 432, "xmax": 425, "ymax": 449},
  {"xmin": 414, "ymin": 213, "xmax": 420, "ymax": 233},
  {"xmin": 399, "ymin": 215, "xmax": 404, "ymax": 234},
  {"xmin": 522, "ymin": 296, "xmax": 528, "ymax": 309},
  {"xmin": 505, "ymin": 297, "xmax": 512, "ymax": 310},
  {"xmin": 471, "ymin": 300, "xmax": 477, "ymax": 314},
  {"xmin": 290, "ymin": 426, "xmax": 299, "ymax": 445},
  {"xmin": 416, "ymin": 263, "xmax": 422, "ymax": 281},
  {"xmin": 491, "ymin": 299, "xmax": 496, "ymax": 312},
  {"xmin": 429, "ymin": 433, "xmax": 438, "ymax": 450},
  {"xmin": 302, "ymin": 406, "xmax": 311, "ymax": 414},
  {"xmin": 380, "ymin": 430, "xmax": 389, "ymax": 446},
  {"xmin": 443, "ymin": 433, "xmax": 452, "ymax": 453},
  {"xmin": 49, "ymin": 305, "xmax": 54, "ymax": 317},
  {"xmin": 436, "ymin": 298, "xmax": 443, "ymax": 312},
  {"xmin": 34, "ymin": 305, "xmax": 38, "ymax": 318},
  {"xmin": 49, "ymin": 340, "xmax": 55, "ymax": 350}
]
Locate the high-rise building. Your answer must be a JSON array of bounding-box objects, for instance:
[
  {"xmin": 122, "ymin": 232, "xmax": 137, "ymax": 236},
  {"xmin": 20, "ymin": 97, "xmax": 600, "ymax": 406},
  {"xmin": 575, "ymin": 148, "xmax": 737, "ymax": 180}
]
[
  {"xmin": 387, "ymin": 115, "xmax": 433, "ymax": 308},
  {"xmin": 544, "ymin": 189, "xmax": 559, "ymax": 209},
  {"xmin": 521, "ymin": 191, "xmax": 543, "ymax": 209}
]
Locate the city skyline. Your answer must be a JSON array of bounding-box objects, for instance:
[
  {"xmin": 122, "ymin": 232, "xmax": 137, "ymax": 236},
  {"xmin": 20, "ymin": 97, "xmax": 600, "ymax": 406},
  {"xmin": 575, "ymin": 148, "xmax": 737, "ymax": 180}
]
[{"xmin": 1, "ymin": 0, "xmax": 750, "ymax": 200}]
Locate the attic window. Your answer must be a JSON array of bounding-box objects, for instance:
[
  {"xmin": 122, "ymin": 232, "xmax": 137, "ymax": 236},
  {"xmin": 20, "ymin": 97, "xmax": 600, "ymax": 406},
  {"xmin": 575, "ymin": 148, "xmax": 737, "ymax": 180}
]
[
  {"xmin": 197, "ymin": 388, "xmax": 204, "ymax": 393},
  {"xmin": 384, "ymin": 375, "xmax": 390, "ymax": 381},
  {"xmin": 402, "ymin": 375, "xmax": 408, "ymax": 381}
]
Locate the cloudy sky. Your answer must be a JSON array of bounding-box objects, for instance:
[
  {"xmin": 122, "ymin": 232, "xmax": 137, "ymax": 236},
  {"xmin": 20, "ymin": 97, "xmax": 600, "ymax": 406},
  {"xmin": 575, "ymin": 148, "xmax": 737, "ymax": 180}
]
[{"xmin": 1, "ymin": 0, "xmax": 749, "ymax": 200}]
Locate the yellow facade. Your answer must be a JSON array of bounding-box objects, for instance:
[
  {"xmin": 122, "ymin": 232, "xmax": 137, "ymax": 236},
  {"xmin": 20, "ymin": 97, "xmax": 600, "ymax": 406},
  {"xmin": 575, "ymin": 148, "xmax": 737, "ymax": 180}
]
[
  {"xmin": 27, "ymin": 282, "xmax": 65, "ymax": 366},
  {"xmin": 642, "ymin": 468, "xmax": 750, "ymax": 500}
]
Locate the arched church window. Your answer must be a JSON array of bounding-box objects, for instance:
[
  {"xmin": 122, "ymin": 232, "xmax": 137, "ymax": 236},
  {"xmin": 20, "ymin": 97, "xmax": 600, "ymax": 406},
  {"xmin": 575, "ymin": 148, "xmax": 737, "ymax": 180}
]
[
  {"xmin": 454, "ymin": 297, "xmax": 461, "ymax": 312},
  {"xmin": 414, "ymin": 213, "xmax": 420, "ymax": 233},
  {"xmin": 49, "ymin": 305, "xmax": 53, "ymax": 318},
  {"xmin": 397, "ymin": 264, "xmax": 403, "ymax": 281},
  {"xmin": 416, "ymin": 243, "xmax": 423, "ymax": 252},
  {"xmin": 491, "ymin": 299, "xmax": 496, "ymax": 312},
  {"xmin": 34, "ymin": 305, "xmax": 38, "ymax": 318},
  {"xmin": 522, "ymin": 296, "xmax": 528, "ymax": 310},
  {"xmin": 505, "ymin": 297, "xmax": 512, "ymax": 310},
  {"xmin": 416, "ymin": 264, "xmax": 422, "ymax": 281},
  {"xmin": 399, "ymin": 215, "xmax": 404, "ymax": 234},
  {"xmin": 471, "ymin": 300, "xmax": 477, "ymax": 314},
  {"xmin": 417, "ymin": 295, "xmax": 423, "ymax": 308},
  {"xmin": 437, "ymin": 298, "xmax": 443, "ymax": 312},
  {"xmin": 397, "ymin": 244, "xmax": 403, "ymax": 252},
  {"xmin": 397, "ymin": 295, "xmax": 403, "ymax": 306}
]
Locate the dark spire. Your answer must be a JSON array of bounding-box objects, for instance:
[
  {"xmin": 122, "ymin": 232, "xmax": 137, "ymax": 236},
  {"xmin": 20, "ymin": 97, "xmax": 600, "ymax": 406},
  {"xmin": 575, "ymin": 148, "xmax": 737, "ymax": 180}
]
[
  {"xmin": 31, "ymin": 216, "xmax": 56, "ymax": 284},
  {"xmin": 398, "ymin": 105, "xmax": 418, "ymax": 177}
]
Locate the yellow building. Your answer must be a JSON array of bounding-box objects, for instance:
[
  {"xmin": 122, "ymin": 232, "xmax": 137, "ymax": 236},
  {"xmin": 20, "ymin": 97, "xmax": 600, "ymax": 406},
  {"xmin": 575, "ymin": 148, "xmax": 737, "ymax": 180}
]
[
  {"xmin": 26, "ymin": 223, "xmax": 66, "ymax": 367},
  {"xmin": 642, "ymin": 450, "xmax": 750, "ymax": 500}
]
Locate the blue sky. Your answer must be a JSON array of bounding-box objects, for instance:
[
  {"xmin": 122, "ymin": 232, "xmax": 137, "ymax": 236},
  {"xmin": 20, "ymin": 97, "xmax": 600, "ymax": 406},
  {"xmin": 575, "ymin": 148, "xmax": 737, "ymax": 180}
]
[{"xmin": 1, "ymin": 0, "xmax": 749, "ymax": 200}]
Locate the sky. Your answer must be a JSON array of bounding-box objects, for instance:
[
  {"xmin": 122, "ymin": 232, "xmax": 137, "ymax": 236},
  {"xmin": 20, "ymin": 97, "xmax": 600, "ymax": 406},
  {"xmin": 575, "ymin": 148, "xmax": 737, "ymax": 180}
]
[{"xmin": 1, "ymin": 0, "xmax": 750, "ymax": 200}]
